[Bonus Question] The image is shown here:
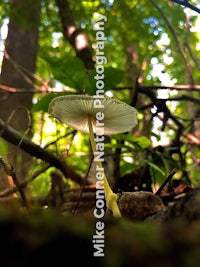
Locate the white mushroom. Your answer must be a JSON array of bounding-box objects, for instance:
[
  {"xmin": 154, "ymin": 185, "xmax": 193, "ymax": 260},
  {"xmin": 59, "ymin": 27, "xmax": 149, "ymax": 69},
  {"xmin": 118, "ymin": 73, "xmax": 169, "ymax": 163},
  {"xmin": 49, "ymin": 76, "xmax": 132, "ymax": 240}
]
[{"xmin": 49, "ymin": 95, "xmax": 138, "ymax": 217}]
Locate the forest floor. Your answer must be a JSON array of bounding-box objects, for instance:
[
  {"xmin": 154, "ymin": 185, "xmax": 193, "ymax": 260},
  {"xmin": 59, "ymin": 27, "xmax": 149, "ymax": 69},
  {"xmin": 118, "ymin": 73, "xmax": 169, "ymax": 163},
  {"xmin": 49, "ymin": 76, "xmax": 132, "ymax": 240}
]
[{"xmin": 1, "ymin": 186, "xmax": 200, "ymax": 267}]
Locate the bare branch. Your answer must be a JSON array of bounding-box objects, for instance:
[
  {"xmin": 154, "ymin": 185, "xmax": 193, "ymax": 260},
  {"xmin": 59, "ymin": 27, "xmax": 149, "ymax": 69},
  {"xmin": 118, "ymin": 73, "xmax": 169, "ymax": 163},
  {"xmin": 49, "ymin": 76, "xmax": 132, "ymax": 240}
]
[
  {"xmin": 169, "ymin": 0, "xmax": 200, "ymax": 14},
  {"xmin": 0, "ymin": 118, "xmax": 84, "ymax": 185}
]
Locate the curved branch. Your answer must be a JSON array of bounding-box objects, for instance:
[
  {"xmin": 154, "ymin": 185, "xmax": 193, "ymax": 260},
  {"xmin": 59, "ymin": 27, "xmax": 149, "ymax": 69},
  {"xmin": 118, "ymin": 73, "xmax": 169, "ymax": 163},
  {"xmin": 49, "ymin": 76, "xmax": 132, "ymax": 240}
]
[{"xmin": 0, "ymin": 118, "xmax": 84, "ymax": 185}]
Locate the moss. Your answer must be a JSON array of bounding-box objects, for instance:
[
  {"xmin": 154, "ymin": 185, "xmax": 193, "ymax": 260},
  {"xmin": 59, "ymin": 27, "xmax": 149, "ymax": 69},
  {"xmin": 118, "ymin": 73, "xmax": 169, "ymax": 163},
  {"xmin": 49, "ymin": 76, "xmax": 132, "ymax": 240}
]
[{"xmin": 0, "ymin": 207, "xmax": 200, "ymax": 267}]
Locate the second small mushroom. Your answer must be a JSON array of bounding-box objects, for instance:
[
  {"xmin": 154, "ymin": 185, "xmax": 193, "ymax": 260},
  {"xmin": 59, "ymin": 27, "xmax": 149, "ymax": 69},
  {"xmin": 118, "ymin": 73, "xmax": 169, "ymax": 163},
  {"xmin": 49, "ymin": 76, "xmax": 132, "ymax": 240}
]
[{"xmin": 48, "ymin": 95, "xmax": 138, "ymax": 217}]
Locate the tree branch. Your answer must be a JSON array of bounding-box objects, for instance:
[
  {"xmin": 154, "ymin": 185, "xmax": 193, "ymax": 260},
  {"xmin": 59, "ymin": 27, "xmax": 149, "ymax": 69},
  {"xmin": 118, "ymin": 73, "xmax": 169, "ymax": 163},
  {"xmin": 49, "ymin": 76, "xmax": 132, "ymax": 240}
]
[
  {"xmin": 0, "ymin": 118, "xmax": 84, "ymax": 185},
  {"xmin": 112, "ymin": 84, "xmax": 200, "ymax": 92},
  {"xmin": 169, "ymin": 0, "xmax": 200, "ymax": 14}
]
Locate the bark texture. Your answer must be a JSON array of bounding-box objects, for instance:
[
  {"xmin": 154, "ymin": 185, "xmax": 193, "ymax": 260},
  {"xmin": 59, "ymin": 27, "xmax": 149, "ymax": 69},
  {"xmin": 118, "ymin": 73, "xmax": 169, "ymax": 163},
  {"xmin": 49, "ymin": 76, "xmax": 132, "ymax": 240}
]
[{"xmin": 0, "ymin": 0, "xmax": 41, "ymax": 183}]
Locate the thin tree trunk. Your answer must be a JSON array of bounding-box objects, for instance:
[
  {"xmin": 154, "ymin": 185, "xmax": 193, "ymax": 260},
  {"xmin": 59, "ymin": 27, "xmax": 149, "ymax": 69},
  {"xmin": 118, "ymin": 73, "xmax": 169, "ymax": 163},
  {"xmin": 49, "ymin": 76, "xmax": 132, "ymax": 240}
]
[
  {"xmin": 0, "ymin": 0, "xmax": 41, "ymax": 183},
  {"xmin": 56, "ymin": 0, "xmax": 95, "ymax": 70}
]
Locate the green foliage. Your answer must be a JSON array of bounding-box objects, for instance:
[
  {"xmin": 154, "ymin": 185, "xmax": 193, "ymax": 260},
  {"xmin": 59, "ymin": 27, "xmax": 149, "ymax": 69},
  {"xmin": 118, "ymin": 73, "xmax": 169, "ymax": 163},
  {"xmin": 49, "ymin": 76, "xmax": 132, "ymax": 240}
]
[
  {"xmin": 115, "ymin": 134, "xmax": 151, "ymax": 150},
  {"xmin": 29, "ymin": 166, "xmax": 53, "ymax": 197},
  {"xmin": 1, "ymin": 0, "xmax": 200, "ymax": 197},
  {"xmin": 0, "ymin": 1, "xmax": 10, "ymax": 25},
  {"xmin": 86, "ymin": 67, "xmax": 125, "ymax": 95},
  {"xmin": 32, "ymin": 92, "xmax": 71, "ymax": 113},
  {"xmin": 44, "ymin": 55, "xmax": 87, "ymax": 91},
  {"xmin": 32, "ymin": 93, "xmax": 60, "ymax": 113}
]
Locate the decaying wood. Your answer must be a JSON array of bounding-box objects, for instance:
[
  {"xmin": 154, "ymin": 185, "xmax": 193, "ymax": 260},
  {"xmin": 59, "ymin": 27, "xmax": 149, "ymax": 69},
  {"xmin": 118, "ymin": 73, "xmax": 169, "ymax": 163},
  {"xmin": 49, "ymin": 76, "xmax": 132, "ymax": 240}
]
[
  {"xmin": 164, "ymin": 188, "xmax": 200, "ymax": 222},
  {"xmin": 117, "ymin": 191, "xmax": 166, "ymax": 221}
]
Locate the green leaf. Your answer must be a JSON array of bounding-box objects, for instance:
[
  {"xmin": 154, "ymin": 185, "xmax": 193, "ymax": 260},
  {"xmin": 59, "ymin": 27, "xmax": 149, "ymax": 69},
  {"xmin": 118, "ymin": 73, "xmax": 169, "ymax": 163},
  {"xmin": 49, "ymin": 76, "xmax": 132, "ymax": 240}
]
[
  {"xmin": 120, "ymin": 161, "xmax": 139, "ymax": 177},
  {"xmin": 86, "ymin": 67, "xmax": 124, "ymax": 95},
  {"xmin": 45, "ymin": 55, "xmax": 87, "ymax": 91},
  {"xmin": 145, "ymin": 161, "xmax": 165, "ymax": 177},
  {"xmin": 104, "ymin": 143, "xmax": 130, "ymax": 150},
  {"xmin": 134, "ymin": 136, "xmax": 151, "ymax": 149},
  {"xmin": 32, "ymin": 93, "xmax": 66, "ymax": 113},
  {"xmin": 115, "ymin": 134, "xmax": 151, "ymax": 149}
]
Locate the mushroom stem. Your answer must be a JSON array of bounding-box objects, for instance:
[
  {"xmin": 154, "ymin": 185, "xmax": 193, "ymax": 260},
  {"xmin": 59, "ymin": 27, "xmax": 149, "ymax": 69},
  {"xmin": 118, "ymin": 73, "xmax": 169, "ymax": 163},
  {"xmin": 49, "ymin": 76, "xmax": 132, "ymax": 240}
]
[{"xmin": 88, "ymin": 116, "xmax": 121, "ymax": 218}]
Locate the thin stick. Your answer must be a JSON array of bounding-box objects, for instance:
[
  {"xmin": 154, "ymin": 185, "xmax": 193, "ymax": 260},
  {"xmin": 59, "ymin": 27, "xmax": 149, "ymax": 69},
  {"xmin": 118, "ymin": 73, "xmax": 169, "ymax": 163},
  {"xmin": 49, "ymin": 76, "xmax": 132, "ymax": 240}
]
[
  {"xmin": 155, "ymin": 168, "xmax": 177, "ymax": 196},
  {"xmin": 0, "ymin": 157, "xmax": 29, "ymax": 208}
]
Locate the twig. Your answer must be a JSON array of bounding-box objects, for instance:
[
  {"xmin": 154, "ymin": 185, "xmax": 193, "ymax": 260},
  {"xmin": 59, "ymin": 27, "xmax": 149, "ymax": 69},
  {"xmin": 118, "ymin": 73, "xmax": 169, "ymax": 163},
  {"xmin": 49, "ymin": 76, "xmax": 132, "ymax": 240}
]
[
  {"xmin": 155, "ymin": 168, "xmax": 177, "ymax": 195},
  {"xmin": 169, "ymin": 0, "xmax": 200, "ymax": 14},
  {"xmin": 0, "ymin": 157, "xmax": 29, "ymax": 207},
  {"xmin": 0, "ymin": 164, "xmax": 52, "ymax": 198},
  {"xmin": 112, "ymin": 84, "xmax": 200, "ymax": 92}
]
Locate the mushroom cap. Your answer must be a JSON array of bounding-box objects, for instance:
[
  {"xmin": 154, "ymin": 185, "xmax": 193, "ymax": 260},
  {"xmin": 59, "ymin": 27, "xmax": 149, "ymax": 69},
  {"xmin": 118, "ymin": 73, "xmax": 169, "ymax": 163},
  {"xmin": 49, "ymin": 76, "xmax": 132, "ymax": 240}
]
[{"xmin": 48, "ymin": 95, "xmax": 138, "ymax": 135}]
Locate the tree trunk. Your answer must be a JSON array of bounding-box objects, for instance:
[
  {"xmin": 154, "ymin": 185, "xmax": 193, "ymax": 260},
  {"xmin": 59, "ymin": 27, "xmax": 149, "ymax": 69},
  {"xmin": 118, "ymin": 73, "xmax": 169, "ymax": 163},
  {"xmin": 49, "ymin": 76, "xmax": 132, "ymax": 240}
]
[
  {"xmin": 0, "ymin": 0, "xmax": 41, "ymax": 185},
  {"xmin": 56, "ymin": 0, "xmax": 95, "ymax": 70}
]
